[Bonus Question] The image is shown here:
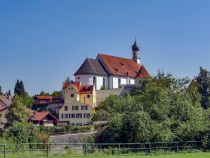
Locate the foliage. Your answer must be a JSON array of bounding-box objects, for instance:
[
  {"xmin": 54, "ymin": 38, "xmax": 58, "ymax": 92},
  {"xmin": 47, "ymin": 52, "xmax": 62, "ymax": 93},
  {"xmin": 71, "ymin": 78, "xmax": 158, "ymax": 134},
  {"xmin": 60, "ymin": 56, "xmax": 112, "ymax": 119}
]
[
  {"xmin": 14, "ymin": 80, "xmax": 25, "ymax": 96},
  {"xmin": 94, "ymin": 72, "xmax": 208, "ymax": 144},
  {"xmin": 196, "ymin": 67, "xmax": 210, "ymax": 109},
  {"xmin": 14, "ymin": 79, "xmax": 33, "ymax": 108},
  {"xmin": 6, "ymin": 95, "xmax": 31, "ymax": 124},
  {"xmin": 52, "ymin": 91, "xmax": 62, "ymax": 97},
  {"xmin": 39, "ymin": 90, "xmax": 50, "ymax": 96},
  {"xmin": 40, "ymin": 125, "xmax": 93, "ymax": 134},
  {"xmin": 3, "ymin": 122, "xmax": 49, "ymax": 144}
]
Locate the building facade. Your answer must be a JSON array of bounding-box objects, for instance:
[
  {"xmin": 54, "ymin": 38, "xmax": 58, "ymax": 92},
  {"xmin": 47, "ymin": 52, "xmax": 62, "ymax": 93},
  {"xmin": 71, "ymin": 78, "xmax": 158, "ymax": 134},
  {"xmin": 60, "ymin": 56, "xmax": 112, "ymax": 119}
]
[
  {"xmin": 29, "ymin": 111, "xmax": 58, "ymax": 126},
  {"xmin": 32, "ymin": 95, "xmax": 64, "ymax": 116},
  {"xmin": 0, "ymin": 95, "xmax": 12, "ymax": 130},
  {"xmin": 74, "ymin": 40, "xmax": 150, "ymax": 90},
  {"xmin": 59, "ymin": 81, "xmax": 95, "ymax": 126}
]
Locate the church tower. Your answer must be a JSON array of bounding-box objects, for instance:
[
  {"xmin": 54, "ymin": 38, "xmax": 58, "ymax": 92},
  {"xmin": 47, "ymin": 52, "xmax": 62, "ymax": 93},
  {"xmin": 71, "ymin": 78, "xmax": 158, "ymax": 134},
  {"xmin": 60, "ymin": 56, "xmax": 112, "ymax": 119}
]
[{"xmin": 132, "ymin": 39, "xmax": 141, "ymax": 64}]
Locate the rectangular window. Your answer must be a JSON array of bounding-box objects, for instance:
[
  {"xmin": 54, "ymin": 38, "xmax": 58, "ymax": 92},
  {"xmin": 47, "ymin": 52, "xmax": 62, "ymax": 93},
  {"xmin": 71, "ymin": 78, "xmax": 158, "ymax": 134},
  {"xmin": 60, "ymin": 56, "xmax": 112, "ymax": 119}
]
[
  {"xmin": 71, "ymin": 114, "xmax": 75, "ymax": 118},
  {"xmin": 61, "ymin": 114, "xmax": 64, "ymax": 118},
  {"xmin": 72, "ymin": 106, "xmax": 79, "ymax": 110},
  {"xmin": 0, "ymin": 114, "xmax": 2, "ymax": 117},
  {"xmin": 87, "ymin": 95, "xmax": 90, "ymax": 98},
  {"xmin": 118, "ymin": 78, "xmax": 121, "ymax": 88},
  {"xmin": 84, "ymin": 113, "xmax": 91, "ymax": 118},
  {"xmin": 76, "ymin": 113, "xmax": 82, "ymax": 118},
  {"xmin": 64, "ymin": 106, "xmax": 68, "ymax": 111},
  {"xmin": 71, "ymin": 94, "xmax": 74, "ymax": 98},
  {"xmin": 69, "ymin": 114, "xmax": 71, "ymax": 118},
  {"xmin": 65, "ymin": 114, "xmax": 68, "ymax": 118},
  {"xmin": 103, "ymin": 77, "xmax": 105, "ymax": 88},
  {"xmin": 76, "ymin": 123, "xmax": 82, "ymax": 126},
  {"xmin": 81, "ymin": 105, "xmax": 88, "ymax": 110}
]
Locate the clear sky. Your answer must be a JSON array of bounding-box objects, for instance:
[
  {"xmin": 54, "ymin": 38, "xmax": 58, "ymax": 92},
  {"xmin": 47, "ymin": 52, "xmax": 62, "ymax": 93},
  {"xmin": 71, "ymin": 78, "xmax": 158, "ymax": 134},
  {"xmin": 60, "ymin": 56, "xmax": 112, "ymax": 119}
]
[{"xmin": 0, "ymin": 0, "xmax": 210, "ymax": 95}]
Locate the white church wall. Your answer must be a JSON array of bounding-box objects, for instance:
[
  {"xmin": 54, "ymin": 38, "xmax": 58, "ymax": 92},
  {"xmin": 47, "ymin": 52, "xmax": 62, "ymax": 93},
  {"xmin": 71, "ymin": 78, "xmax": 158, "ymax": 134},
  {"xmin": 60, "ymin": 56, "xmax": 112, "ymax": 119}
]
[
  {"xmin": 112, "ymin": 77, "xmax": 119, "ymax": 89},
  {"xmin": 75, "ymin": 75, "xmax": 108, "ymax": 90},
  {"xmin": 130, "ymin": 78, "xmax": 135, "ymax": 84},
  {"xmin": 121, "ymin": 78, "xmax": 127, "ymax": 85},
  {"xmin": 75, "ymin": 75, "xmax": 93, "ymax": 85}
]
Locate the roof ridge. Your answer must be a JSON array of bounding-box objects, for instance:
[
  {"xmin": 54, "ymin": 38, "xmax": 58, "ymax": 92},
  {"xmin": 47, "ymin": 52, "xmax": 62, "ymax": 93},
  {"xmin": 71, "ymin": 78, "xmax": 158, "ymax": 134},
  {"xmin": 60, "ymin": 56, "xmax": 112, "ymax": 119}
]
[{"xmin": 98, "ymin": 53, "xmax": 134, "ymax": 61}]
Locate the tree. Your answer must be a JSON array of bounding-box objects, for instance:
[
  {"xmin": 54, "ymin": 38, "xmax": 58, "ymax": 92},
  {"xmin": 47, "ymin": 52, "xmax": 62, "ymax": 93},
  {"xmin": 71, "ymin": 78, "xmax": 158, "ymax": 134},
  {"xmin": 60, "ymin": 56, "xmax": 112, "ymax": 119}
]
[
  {"xmin": 39, "ymin": 91, "xmax": 50, "ymax": 96},
  {"xmin": 196, "ymin": 67, "xmax": 210, "ymax": 109},
  {"xmin": 51, "ymin": 91, "xmax": 61, "ymax": 97},
  {"xmin": 14, "ymin": 80, "xmax": 25, "ymax": 96},
  {"xmin": 6, "ymin": 90, "xmax": 11, "ymax": 96},
  {"xmin": 0, "ymin": 85, "xmax": 3, "ymax": 95},
  {"xmin": 14, "ymin": 80, "xmax": 33, "ymax": 108},
  {"xmin": 93, "ymin": 72, "xmax": 208, "ymax": 143},
  {"xmin": 4, "ymin": 122, "xmax": 49, "ymax": 144},
  {"xmin": 6, "ymin": 95, "xmax": 30, "ymax": 124}
]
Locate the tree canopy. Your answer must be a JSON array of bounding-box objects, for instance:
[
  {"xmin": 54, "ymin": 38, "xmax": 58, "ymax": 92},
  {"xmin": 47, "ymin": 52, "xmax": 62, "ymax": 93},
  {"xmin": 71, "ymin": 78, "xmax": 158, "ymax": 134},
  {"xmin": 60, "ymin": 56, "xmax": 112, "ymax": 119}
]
[
  {"xmin": 93, "ymin": 72, "xmax": 209, "ymax": 143},
  {"xmin": 196, "ymin": 67, "xmax": 210, "ymax": 109}
]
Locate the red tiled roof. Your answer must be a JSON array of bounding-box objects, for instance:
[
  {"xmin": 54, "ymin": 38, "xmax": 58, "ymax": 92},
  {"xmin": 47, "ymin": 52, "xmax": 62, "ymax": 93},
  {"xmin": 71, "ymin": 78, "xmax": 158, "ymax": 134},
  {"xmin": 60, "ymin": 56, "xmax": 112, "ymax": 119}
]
[
  {"xmin": 135, "ymin": 65, "xmax": 150, "ymax": 78},
  {"xmin": 63, "ymin": 82, "xmax": 69, "ymax": 89},
  {"xmin": 73, "ymin": 82, "xmax": 93, "ymax": 94},
  {"xmin": 98, "ymin": 54, "xmax": 142, "ymax": 77},
  {"xmin": 63, "ymin": 82, "xmax": 93, "ymax": 94},
  {"xmin": 35, "ymin": 96, "xmax": 52, "ymax": 100},
  {"xmin": 30, "ymin": 111, "xmax": 57, "ymax": 121}
]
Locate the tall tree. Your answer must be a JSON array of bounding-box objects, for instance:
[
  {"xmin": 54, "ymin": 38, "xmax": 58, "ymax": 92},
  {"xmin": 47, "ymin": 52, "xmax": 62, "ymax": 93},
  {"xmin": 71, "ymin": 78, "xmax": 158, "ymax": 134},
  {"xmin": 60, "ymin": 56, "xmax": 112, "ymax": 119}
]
[
  {"xmin": 14, "ymin": 80, "xmax": 33, "ymax": 108},
  {"xmin": 14, "ymin": 80, "xmax": 25, "ymax": 96},
  {"xmin": 196, "ymin": 67, "xmax": 210, "ymax": 109}
]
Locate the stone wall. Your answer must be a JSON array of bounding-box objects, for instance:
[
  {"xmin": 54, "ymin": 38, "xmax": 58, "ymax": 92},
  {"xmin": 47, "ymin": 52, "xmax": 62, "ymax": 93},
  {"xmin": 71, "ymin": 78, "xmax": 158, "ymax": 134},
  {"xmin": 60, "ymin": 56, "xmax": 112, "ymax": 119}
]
[{"xmin": 96, "ymin": 85, "xmax": 136, "ymax": 105}]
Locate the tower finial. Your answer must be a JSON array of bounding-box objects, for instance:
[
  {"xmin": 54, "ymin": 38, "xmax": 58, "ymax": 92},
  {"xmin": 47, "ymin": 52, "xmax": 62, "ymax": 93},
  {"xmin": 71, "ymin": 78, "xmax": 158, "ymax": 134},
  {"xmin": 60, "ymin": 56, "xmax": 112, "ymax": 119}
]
[{"xmin": 132, "ymin": 38, "xmax": 141, "ymax": 64}]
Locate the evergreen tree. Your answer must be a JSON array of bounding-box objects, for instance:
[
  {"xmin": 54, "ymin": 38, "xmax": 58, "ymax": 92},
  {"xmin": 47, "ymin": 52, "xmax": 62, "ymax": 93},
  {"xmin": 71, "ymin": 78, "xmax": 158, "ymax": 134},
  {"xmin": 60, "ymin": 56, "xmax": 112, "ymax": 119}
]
[
  {"xmin": 14, "ymin": 80, "xmax": 32, "ymax": 108},
  {"xmin": 6, "ymin": 90, "xmax": 11, "ymax": 96},
  {"xmin": 14, "ymin": 80, "xmax": 25, "ymax": 96},
  {"xmin": 0, "ymin": 85, "xmax": 3, "ymax": 95},
  {"xmin": 196, "ymin": 67, "xmax": 210, "ymax": 109}
]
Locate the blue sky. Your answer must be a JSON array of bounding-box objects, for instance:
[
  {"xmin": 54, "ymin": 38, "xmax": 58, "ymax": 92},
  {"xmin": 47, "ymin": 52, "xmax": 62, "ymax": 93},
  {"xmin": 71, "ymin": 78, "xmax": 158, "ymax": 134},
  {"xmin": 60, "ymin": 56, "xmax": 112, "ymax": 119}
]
[{"xmin": 0, "ymin": 0, "xmax": 210, "ymax": 95}]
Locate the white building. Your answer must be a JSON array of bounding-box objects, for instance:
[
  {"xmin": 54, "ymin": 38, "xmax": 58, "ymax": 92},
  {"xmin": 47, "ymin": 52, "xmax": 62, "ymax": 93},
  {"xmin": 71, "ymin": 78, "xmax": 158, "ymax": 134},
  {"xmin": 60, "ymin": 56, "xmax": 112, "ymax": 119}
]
[{"xmin": 74, "ymin": 40, "xmax": 150, "ymax": 90}]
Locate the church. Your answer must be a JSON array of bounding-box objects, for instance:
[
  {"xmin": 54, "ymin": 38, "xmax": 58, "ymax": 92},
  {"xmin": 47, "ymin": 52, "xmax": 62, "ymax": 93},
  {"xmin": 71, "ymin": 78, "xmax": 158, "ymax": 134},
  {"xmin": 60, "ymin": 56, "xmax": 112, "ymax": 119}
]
[{"xmin": 74, "ymin": 40, "xmax": 150, "ymax": 90}]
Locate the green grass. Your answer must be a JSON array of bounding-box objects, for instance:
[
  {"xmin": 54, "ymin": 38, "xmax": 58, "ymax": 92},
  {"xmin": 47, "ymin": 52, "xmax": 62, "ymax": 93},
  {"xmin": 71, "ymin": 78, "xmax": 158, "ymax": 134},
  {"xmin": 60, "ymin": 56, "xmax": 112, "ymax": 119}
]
[
  {"xmin": 1, "ymin": 151, "xmax": 210, "ymax": 158},
  {"xmin": 50, "ymin": 152, "xmax": 210, "ymax": 158}
]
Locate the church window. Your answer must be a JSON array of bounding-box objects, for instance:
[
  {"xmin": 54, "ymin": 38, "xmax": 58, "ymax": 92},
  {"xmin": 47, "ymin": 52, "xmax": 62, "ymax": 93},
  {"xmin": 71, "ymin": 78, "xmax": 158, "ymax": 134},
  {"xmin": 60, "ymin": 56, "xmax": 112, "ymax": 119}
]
[
  {"xmin": 118, "ymin": 78, "xmax": 121, "ymax": 88},
  {"xmin": 103, "ymin": 77, "xmax": 105, "ymax": 88},
  {"xmin": 93, "ymin": 76, "xmax": 96, "ymax": 85}
]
